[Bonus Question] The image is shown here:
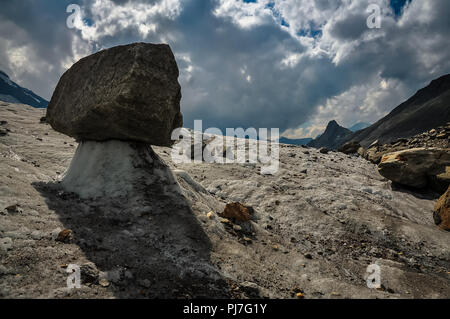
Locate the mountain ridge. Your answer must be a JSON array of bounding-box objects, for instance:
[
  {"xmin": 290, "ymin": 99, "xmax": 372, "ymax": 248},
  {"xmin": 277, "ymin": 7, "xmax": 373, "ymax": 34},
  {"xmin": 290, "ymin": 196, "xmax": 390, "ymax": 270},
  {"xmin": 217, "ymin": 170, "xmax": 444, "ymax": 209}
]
[
  {"xmin": 0, "ymin": 70, "xmax": 48, "ymax": 108},
  {"xmin": 307, "ymin": 120, "xmax": 353, "ymax": 149},
  {"xmin": 349, "ymin": 74, "xmax": 450, "ymax": 147}
]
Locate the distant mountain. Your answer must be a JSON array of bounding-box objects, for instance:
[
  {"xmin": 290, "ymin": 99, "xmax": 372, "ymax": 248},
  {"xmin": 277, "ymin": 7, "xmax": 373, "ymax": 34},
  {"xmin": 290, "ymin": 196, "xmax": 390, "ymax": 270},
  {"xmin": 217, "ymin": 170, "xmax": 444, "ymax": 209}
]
[
  {"xmin": 348, "ymin": 122, "xmax": 371, "ymax": 132},
  {"xmin": 349, "ymin": 74, "xmax": 450, "ymax": 147},
  {"xmin": 0, "ymin": 70, "xmax": 48, "ymax": 108},
  {"xmin": 279, "ymin": 137, "xmax": 313, "ymax": 146},
  {"xmin": 307, "ymin": 120, "xmax": 353, "ymax": 149}
]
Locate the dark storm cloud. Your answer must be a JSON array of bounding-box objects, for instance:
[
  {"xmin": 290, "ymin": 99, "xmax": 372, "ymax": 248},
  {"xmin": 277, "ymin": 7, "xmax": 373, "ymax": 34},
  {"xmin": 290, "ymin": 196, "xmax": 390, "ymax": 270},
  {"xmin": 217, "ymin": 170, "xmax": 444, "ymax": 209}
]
[
  {"xmin": 1, "ymin": 0, "xmax": 450, "ymax": 137},
  {"xmin": 0, "ymin": 0, "xmax": 81, "ymax": 100}
]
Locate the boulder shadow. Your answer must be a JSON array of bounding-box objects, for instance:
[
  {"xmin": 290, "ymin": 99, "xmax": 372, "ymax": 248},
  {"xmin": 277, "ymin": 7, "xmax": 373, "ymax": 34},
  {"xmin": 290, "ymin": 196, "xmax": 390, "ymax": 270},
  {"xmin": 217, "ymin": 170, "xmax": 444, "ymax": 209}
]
[
  {"xmin": 32, "ymin": 151, "xmax": 231, "ymax": 298},
  {"xmin": 391, "ymin": 182, "xmax": 442, "ymax": 200}
]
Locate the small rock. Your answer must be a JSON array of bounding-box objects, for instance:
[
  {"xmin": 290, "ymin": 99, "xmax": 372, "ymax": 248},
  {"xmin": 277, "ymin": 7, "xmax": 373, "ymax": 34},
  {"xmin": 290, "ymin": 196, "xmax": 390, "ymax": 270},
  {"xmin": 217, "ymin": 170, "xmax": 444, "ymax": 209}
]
[
  {"xmin": 56, "ymin": 229, "xmax": 73, "ymax": 243},
  {"xmin": 233, "ymin": 225, "xmax": 242, "ymax": 231},
  {"xmin": 296, "ymin": 292, "xmax": 305, "ymax": 299},
  {"xmin": 220, "ymin": 202, "xmax": 254, "ymax": 222},
  {"xmin": 80, "ymin": 263, "xmax": 99, "ymax": 284},
  {"xmin": 99, "ymin": 278, "xmax": 110, "ymax": 287},
  {"xmin": 220, "ymin": 218, "xmax": 231, "ymax": 224},
  {"xmin": 304, "ymin": 253, "xmax": 313, "ymax": 259},
  {"xmin": 319, "ymin": 147, "xmax": 329, "ymax": 154},
  {"xmin": 331, "ymin": 292, "xmax": 341, "ymax": 296}
]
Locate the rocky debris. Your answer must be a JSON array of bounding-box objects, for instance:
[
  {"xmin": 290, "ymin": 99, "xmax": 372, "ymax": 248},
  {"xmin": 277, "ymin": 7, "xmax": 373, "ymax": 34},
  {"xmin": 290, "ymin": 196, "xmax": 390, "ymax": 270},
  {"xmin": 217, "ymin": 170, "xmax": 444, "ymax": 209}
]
[
  {"xmin": 46, "ymin": 42, "xmax": 182, "ymax": 146},
  {"xmin": 220, "ymin": 202, "xmax": 254, "ymax": 222},
  {"xmin": 319, "ymin": 147, "xmax": 329, "ymax": 154},
  {"xmin": 378, "ymin": 148, "xmax": 450, "ymax": 191},
  {"xmin": 358, "ymin": 124, "xmax": 450, "ymax": 164},
  {"xmin": 433, "ymin": 186, "xmax": 450, "ymax": 231},
  {"xmin": 338, "ymin": 141, "xmax": 361, "ymax": 155},
  {"xmin": 55, "ymin": 229, "xmax": 73, "ymax": 243}
]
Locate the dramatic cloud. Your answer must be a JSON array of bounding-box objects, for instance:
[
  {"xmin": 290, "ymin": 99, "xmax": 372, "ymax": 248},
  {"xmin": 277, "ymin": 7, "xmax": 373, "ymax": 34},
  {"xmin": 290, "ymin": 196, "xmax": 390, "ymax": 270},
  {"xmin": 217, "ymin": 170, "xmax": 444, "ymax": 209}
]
[{"xmin": 1, "ymin": 0, "xmax": 450, "ymax": 137}]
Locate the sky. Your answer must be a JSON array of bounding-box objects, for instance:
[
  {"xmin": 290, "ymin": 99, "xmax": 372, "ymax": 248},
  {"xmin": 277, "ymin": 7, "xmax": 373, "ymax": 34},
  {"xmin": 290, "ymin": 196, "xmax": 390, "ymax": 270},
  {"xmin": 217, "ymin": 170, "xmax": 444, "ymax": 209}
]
[{"xmin": 0, "ymin": 0, "xmax": 449, "ymax": 138}]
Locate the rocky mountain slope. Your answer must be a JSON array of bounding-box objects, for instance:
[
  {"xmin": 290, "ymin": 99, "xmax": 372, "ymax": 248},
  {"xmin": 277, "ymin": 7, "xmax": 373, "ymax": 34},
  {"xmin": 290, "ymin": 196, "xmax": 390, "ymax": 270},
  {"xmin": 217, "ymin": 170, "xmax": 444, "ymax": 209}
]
[
  {"xmin": 1, "ymin": 102, "xmax": 449, "ymax": 299},
  {"xmin": 0, "ymin": 71, "xmax": 48, "ymax": 108},
  {"xmin": 349, "ymin": 122, "xmax": 371, "ymax": 132},
  {"xmin": 350, "ymin": 74, "xmax": 450, "ymax": 147},
  {"xmin": 359, "ymin": 123, "xmax": 450, "ymax": 165},
  {"xmin": 307, "ymin": 120, "xmax": 353, "ymax": 149}
]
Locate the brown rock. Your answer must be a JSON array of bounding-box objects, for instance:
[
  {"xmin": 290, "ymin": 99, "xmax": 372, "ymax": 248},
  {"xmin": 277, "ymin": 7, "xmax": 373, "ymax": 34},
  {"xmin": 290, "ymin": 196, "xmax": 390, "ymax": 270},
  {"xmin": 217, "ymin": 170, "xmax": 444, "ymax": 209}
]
[
  {"xmin": 47, "ymin": 43, "xmax": 182, "ymax": 146},
  {"xmin": 433, "ymin": 186, "xmax": 450, "ymax": 231},
  {"xmin": 378, "ymin": 148, "xmax": 450, "ymax": 189},
  {"xmin": 56, "ymin": 229, "xmax": 73, "ymax": 243},
  {"xmin": 220, "ymin": 202, "xmax": 254, "ymax": 222}
]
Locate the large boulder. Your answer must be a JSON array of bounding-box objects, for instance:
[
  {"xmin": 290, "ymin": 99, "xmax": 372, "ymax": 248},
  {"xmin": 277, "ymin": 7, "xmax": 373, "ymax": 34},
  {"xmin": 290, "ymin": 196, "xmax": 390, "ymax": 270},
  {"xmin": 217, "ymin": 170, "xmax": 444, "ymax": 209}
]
[
  {"xmin": 378, "ymin": 148, "xmax": 450, "ymax": 190},
  {"xmin": 338, "ymin": 141, "xmax": 361, "ymax": 154},
  {"xmin": 47, "ymin": 43, "xmax": 182, "ymax": 146},
  {"xmin": 433, "ymin": 186, "xmax": 450, "ymax": 231}
]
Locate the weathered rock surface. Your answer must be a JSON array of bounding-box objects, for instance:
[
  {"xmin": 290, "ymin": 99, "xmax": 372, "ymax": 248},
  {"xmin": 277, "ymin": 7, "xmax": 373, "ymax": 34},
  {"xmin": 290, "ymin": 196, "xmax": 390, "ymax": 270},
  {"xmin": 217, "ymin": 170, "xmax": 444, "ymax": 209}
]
[
  {"xmin": 378, "ymin": 148, "xmax": 450, "ymax": 190},
  {"xmin": 338, "ymin": 141, "xmax": 361, "ymax": 155},
  {"xmin": 46, "ymin": 43, "xmax": 182, "ymax": 146},
  {"xmin": 358, "ymin": 124, "xmax": 450, "ymax": 165},
  {"xmin": 433, "ymin": 186, "xmax": 450, "ymax": 231}
]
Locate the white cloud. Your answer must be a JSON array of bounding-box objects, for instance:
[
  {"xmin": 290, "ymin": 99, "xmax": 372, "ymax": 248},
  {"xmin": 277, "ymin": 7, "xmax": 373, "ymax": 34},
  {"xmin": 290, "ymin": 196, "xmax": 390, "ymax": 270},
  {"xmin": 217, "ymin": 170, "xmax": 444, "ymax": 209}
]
[
  {"xmin": 1, "ymin": 0, "xmax": 450, "ymax": 138},
  {"xmin": 74, "ymin": 0, "xmax": 182, "ymax": 42}
]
